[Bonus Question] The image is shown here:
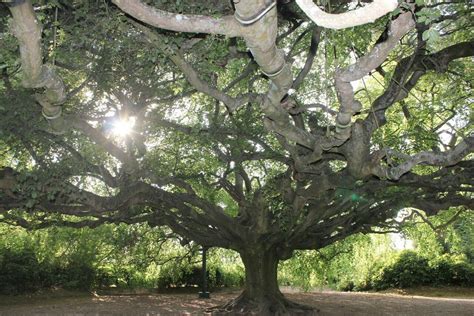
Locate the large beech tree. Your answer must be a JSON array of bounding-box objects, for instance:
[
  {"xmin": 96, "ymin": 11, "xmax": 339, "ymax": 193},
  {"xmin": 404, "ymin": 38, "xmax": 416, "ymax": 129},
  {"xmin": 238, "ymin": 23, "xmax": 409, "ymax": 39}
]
[{"xmin": 1, "ymin": 0, "xmax": 473, "ymax": 314}]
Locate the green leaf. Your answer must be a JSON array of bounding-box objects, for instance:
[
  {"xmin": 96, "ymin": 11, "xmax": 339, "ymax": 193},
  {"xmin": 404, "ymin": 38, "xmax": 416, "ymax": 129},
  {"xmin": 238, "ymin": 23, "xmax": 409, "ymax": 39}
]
[
  {"xmin": 26, "ymin": 199, "xmax": 35, "ymax": 208},
  {"xmin": 422, "ymin": 29, "xmax": 440, "ymax": 44},
  {"xmin": 391, "ymin": 8, "xmax": 402, "ymax": 17}
]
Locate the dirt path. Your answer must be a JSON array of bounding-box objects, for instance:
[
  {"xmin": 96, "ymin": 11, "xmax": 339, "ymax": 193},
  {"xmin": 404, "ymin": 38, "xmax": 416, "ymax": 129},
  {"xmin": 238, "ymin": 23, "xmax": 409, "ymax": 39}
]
[{"xmin": 0, "ymin": 288, "xmax": 473, "ymax": 315}]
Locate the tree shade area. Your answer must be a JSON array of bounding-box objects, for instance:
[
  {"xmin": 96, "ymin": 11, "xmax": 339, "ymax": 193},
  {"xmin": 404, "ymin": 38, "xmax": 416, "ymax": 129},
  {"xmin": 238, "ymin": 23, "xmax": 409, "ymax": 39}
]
[
  {"xmin": 0, "ymin": 0, "xmax": 473, "ymax": 314},
  {"xmin": 0, "ymin": 210, "xmax": 472, "ymax": 295}
]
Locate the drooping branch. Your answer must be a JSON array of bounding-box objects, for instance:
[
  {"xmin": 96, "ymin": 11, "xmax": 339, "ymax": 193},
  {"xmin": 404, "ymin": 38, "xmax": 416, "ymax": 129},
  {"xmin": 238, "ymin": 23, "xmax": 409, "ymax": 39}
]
[
  {"xmin": 8, "ymin": 0, "xmax": 67, "ymax": 129},
  {"xmin": 112, "ymin": 0, "xmax": 241, "ymax": 37},
  {"xmin": 288, "ymin": 198, "xmax": 394, "ymax": 250},
  {"xmin": 295, "ymin": 0, "xmax": 398, "ymax": 30},
  {"xmin": 0, "ymin": 213, "xmax": 109, "ymax": 230},
  {"xmin": 284, "ymin": 152, "xmax": 472, "ymax": 250},
  {"xmin": 0, "ymin": 165, "xmax": 241, "ymax": 248}
]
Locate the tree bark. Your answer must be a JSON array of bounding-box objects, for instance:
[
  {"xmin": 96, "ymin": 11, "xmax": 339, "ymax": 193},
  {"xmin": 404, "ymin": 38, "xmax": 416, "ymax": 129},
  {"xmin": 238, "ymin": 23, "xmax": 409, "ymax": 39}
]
[
  {"xmin": 241, "ymin": 248, "xmax": 280, "ymax": 301},
  {"xmin": 208, "ymin": 246, "xmax": 315, "ymax": 315}
]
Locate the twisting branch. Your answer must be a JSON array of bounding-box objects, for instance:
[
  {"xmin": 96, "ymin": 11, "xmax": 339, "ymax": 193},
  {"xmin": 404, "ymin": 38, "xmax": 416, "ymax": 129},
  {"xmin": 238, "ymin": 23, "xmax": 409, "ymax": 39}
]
[
  {"xmin": 232, "ymin": 0, "xmax": 318, "ymax": 151},
  {"xmin": 321, "ymin": 12, "xmax": 415, "ymax": 149},
  {"xmin": 384, "ymin": 136, "xmax": 474, "ymax": 180},
  {"xmin": 295, "ymin": 0, "xmax": 398, "ymax": 30},
  {"xmin": 8, "ymin": 0, "xmax": 67, "ymax": 131}
]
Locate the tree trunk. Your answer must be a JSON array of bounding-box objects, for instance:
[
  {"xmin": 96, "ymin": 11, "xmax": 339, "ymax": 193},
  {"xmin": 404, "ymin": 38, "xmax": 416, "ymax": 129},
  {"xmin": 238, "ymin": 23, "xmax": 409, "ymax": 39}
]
[{"xmin": 208, "ymin": 246, "xmax": 316, "ymax": 315}]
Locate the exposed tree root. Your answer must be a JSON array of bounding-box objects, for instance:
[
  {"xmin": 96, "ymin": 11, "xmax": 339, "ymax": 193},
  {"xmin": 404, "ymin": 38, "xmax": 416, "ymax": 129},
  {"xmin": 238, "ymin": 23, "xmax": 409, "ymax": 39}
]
[{"xmin": 207, "ymin": 292, "xmax": 318, "ymax": 315}]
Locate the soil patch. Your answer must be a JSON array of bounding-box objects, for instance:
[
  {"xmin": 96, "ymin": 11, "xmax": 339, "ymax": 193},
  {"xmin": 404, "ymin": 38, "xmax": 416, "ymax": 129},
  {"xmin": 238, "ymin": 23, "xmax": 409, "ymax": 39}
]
[{"xmin": 0, "ymin": 287, "xmax": 472, "ymax": 315}]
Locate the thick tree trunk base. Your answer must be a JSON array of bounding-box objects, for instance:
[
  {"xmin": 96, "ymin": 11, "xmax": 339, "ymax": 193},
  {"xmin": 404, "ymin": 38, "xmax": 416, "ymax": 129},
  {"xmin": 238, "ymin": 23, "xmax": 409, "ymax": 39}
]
[{"xmin": 207, "ymin": 291, "xmax": 318, "ymax": 315}]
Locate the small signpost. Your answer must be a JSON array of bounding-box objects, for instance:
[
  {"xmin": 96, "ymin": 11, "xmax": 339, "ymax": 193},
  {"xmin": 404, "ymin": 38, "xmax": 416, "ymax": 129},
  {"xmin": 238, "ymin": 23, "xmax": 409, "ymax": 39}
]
[{"xmin": 198, "ymin": 246, "xmax": 210, "ymax": 298}]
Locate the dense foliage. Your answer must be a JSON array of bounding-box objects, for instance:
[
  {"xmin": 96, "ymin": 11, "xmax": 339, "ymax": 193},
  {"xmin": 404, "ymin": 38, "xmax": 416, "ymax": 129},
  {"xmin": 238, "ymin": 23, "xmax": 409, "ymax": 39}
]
[
  {"xmin": 1, "ymin": 0, "xmax": 472, "ymax": 313},
  {"xmin": 281, "ymin": 208, "xmax": 474, "ymax": 291},
  {"xmin": 0, "ymin": 223, "xmax": 244, "ymax": 294},
  {"xmin": 1, "ymin": 208, "xmax": 472, "ymax": 294},
  {"xmin": 368, "ymin": 251, "xmax": 474, "ymax": 290}
]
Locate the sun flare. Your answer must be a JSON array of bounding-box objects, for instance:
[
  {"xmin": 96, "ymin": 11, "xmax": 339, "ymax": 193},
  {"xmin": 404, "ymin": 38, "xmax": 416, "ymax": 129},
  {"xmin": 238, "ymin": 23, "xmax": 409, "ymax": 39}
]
[{"xmin": 111, "ymin": 117, "xmax": 136, "ymax": 137}]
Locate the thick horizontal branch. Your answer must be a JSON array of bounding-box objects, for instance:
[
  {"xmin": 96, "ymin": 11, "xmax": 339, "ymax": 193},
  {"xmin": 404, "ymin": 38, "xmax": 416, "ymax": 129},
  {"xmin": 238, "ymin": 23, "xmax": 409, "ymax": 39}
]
[
  {"xmin": 384, "ymin": 136, "xmax": 474, "ymax": 180},
  {"xmin": 411, "ymin": 195, "xmax": 474, "ymax": 216},
  {"xmin": 295, "ymin": 0, "xmax": 398, "ymax": 30},
  {"xmin": 1, "ymin": 167, "xmax": 241, "ymax": 247},
  {"xmin": 112, "ymin": 0, "xmax": 241, "ymax": 37},
  {"xmin": 395, "ymin": 161, "xmax": 473, "ymax": 190}
]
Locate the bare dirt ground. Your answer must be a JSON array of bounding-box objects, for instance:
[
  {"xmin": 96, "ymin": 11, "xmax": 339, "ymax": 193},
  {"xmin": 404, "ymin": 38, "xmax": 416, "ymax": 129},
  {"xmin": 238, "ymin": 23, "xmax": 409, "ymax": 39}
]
[{"xmin": 0, "ymin": 287, "xmax": 473, "ymax": 316}]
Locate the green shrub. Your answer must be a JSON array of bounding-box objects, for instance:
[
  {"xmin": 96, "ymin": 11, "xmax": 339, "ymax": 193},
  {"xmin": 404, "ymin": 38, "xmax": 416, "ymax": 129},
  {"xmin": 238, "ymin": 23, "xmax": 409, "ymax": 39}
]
[
  {"xmin": 59, "ymin": 262, "xmax": 97, "ymax": 290},
  {"xmin": 157, "ymin": 264, "xmax": 243, "ymax": 289},
  {"xmin": 370, "ymin": 251, "xmax": 432, "ymax": 290},
  {"xmin": 94, "ymin": 267, "xmax": 116, "ymax": 288},
  {"xmin": 0, "ymin": 245, "xmax": 102, "ymax": 293},
  {"xmin": 431, "ymin": 256, "xmax": 474, "ymax": 286},
  {"xmin": 338, "ymin": 280, "xmax": 356, "ymax": 291},
  {"xmin": 217, "ymin": 267, "xmax": 244, "ymax": 288},
  {"xmin": 366, "ymin": 251, "xmax": 474, "ymax": 290},
  {"xmin": 450, "ymin": 262, "xmax": 474, "ymax": 286},
  {"xmin": 0, "ymin": 247, "xmax": 54, "ymax": 294}
]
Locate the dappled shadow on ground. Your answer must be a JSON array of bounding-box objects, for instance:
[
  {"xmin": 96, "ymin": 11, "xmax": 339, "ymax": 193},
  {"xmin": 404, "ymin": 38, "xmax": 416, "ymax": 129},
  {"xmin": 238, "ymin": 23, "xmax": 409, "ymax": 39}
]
[{"xmin": 0, "ymin": 287, "xmax": 473, "ymax": 315}]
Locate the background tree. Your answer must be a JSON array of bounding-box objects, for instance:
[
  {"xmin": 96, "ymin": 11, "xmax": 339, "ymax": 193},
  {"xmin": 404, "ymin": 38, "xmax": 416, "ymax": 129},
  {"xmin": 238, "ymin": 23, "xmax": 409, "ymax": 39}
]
[{"xmin": 0, "ymin": 0, "xmax": 472, "ymax": 314}]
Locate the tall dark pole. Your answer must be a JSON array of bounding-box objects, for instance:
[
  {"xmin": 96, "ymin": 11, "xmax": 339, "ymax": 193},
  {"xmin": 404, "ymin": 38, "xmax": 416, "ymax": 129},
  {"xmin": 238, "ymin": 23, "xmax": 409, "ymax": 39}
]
[{"xmin": 198, "ymin": 246, "xmax": 210, "ymax": 298}]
